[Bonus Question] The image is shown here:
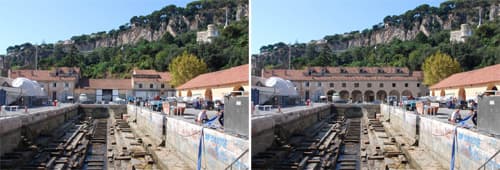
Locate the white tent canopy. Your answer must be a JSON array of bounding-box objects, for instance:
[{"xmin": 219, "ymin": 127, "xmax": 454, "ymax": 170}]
[
  {"xmin": 12, "ymin": 78, "xmax": 45, "ymax": 97},
  {"xmin": 264, "ymin": 77, "xmax": 298, "ymax": 96}
]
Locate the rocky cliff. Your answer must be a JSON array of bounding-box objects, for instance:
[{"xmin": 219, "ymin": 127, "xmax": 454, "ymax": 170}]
[
  {"xmin": 326, "ymin": 4, "xmax": 499, "ymax": 51},
  {"xmin": 73, "ymin": 3, "xmax": 248, "ymax": 51},
  {"xmin": 6, "ymin": 0, "xmax": 248, "ymax": 54},
  {"xmin": 259, "ymin": 1, "xmax": 499, "ymax": 54}
]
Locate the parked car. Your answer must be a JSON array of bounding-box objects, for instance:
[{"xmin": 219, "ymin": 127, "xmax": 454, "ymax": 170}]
[{"xmin": 79, "ymin": 94, "xmax": 92, "ymax": 104}]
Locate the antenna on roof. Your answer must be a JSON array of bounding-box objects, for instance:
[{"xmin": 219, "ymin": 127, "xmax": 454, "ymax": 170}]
[{"xmin": 35, "ymin": 43, "xmax": 38, "ymax": 70}]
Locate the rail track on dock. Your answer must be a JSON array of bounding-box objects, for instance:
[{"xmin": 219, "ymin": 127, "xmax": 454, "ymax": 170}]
[
  {"xmin": 0, "ymin": 117, "xmax": 108, "ymax": 170},
  {"xmin": 253, "ymin": 115, "xmax": 360, "ymax": 169},
  {"xmin": 253, "ymin": 112, "xmax": 411, "ymax": 170}
]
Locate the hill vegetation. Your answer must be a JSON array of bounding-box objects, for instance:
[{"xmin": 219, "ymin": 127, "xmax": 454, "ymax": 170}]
[
  {"xmin": 3, "ymin": 0, "xmax": 248, "ymax": 78},
  {"xmin": 255, "ymin": 0, "xmax": 500, "ymax": 74}
]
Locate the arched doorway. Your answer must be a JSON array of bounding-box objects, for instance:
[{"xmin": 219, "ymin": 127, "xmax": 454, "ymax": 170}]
[
  {"xmin": 327, "ymin": 90, "xmax": 336, "ymax": 102},
  {"xmin": 339, "ymin": 90, "xmax": 349, "ymax": 100},
  {"xmin": 440, "ymin": 89, "xmax": 445, "ymax": 96},
  {"xmin": 351, "ymin": 90, "xmax": 362, "ymax": 103},
  {"xmin": 205, "ymin": 88, "xmax": 213, "ymax": 101},
  {"xmin": 187, "ymin": 90, "xmax": 192, "ymax": 97},
  {"xmin": 232, "ymin": 85, "xmax": 244, "ymax": 96},
  {"xmin": 178, "ymin": 90, "xmax": 182, "ymax": 97},
  {"xmin": 376, "ymin": 90, "xmax": 387, "ymax": 102},
  {"xmin": 458, "ymin": 87, "xmax": 466, "ymax": 101},
  {"xmin": 431, "ymin": 90, "xmax": 435, "ymax": 96},
  {"xmin": 402, "ymin": 90, "xmax": 413, "ymax": 97},
  {"xmin": 389, "ymin": 90, "xmax": 400, "ymax": 101},
  {"xmin": 364, "ymin": 90, "xmax": 375, "ymax": 102}
]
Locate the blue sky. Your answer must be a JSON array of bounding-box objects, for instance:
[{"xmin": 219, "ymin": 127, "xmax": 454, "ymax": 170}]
[
  {"xmin": 251, "ymin": 0, "xmax": 446, "ymax": 54},
  {"xmin": 0, "ymin": 0, "xmax": 191, "ymax": 55}
]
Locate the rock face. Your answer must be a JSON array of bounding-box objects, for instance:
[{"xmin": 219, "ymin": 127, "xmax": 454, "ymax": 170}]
[
  {"xmin": 326, "ymin": 3, "xmax": 499, "ymax": 51},
  {"xmin": 256, "ymin": 2, "xmax": 499, "ymax": 61},
  {"xmin": 325, "ymin": 12, "xmax": 485, "ymax": 52},
  {"xmin": 73, "ymin": 3, "xmax": 249, "ymax": 52}
]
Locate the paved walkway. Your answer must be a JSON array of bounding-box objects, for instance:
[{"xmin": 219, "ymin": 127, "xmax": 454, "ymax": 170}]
[
  {"xmin": 0, "ymin": 103, "xmax": 76, "ymax": 119},
  {"xmin": 252, "ymin": 103, "xmax": 329, "ymax": 118}
]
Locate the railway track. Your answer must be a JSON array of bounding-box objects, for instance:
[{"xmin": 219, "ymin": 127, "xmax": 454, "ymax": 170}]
[
  {"xmin": 0, "ymin": 117, "xmax": 108, "ymax": 170},
  {"xmin": 84, "ymin": 119, "xmax": 108, "ymax": 170},
  {"xmin": 335, "ymin": 118, "xmax": 361, "ymax": 170},
  {"xmin": 253, "ymin": 115, "xmax": 351, "ymax": 169}
]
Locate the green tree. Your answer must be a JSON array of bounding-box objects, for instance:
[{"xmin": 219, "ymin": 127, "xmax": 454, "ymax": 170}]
[
  {"xmin": 168, "ymin": 51, "xmax": 208, "ymax": 87},
  {"xmin": 422, "ymin": 51, "xmax": 461, "ymax": 86}
]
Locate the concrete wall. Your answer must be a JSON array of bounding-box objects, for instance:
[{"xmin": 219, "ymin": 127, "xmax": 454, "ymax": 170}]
[
  {"xmin": 127, "ymin": 104, "xmax": 165, "ymax": 145},
  {"xmin": 380, "ymin": 104, "xmax": 419, "ymax": 144},
  {"xmin": 332, "ymin": 103, "xmax": 379, "ymax": 118},
  {"xmin": 0, "ymin": 104, "xmax": 79, "ymax": 155},
  {"xmin": 251, "ymin": 104, "xmax": 332, "ymax": 156},
  {"xmin": 381, "ymin": 104, "xmax": 500, "ymax": 169},
  {"xmin": 420, "ymin": 116, "xmax": 500, "ymax": 169},
  {"xmin": 166, "ymin": 117, "xmax": 249, "ymax": 170},
  {"xmin": 79, "ymin": 104, "xmax": 127, "ymax": 118},
  {"xmin": 126, "ymin": 105, "xmax": 249, "ymax": 170}
]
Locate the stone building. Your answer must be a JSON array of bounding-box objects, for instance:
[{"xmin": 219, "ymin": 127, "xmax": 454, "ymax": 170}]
[
  {"xmin": 76, "ymin": 79, "xmax": 133, "ymax": 103},
  {"xmin": 131, "ymin": 69, "xmax": 175, "ymax": 99},
  {"xmin": 262, "ymin": 67, "xmax": 427, "ymax": 102},
  {"xmin": 450, "ymin": 24, "xmax": 472, "ymax": 43},
  {"xmin": 177, "ymin": 64, "xmax": 249, "ymax": 101},
  {"xmin": 430, "ymin": 64, "xmax": 500, "ymax": 101},
  {"xmin": 8, "ymin": 67, "xmax": 80, "ymax": 101},
  {"xmin": 196, "ymin": 24, "xmax": 219, "ymax": 43}
]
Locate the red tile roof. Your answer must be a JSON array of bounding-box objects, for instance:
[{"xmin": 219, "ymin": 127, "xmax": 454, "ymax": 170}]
[
  {"xmin": 134, "ymin": 69, "xmax": 158, "ymax": 75},
  {"xmin": 133, "ymin": 69, "xmax": 171, "ymax": 82},
  {"xmin": 177, "ymin": 64, "xmax": 249, "ymax": 89},
  {"xmin": 430, "ymin": 64, "xmax": 500, "ymax": 89},
  {"xmin": 262, "ymin": 67, "xmax": 422, "ymax": 81},
  {"xmin": 79, "ymin": 79, "xmax": 132, "ymax": 90},
  {"xmin": 9, "ymin": 68, "xmax": 79, "ymax": 81}
]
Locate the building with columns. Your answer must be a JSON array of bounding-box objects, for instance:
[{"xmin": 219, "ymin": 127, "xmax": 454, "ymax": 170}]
[
  {"xmin": 177, "ymin": 64, "xmax": 249, "ymax": 101},
  {"xmin": 430, "ymin": 64, "xmax": 500, "ymax": 101},
  {"xmin": 261, "ymin": 67, "xmax": 428, "ymax": 102}
]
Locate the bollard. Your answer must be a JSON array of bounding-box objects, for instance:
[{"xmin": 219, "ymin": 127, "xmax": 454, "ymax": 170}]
[{"xmin": 24, "ymin": 106, "xmax": 28, "ymax": 113}]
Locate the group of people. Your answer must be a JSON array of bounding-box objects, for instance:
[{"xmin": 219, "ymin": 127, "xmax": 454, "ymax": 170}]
[
  {"xmin": 449, "ymin": 100, "xmax": 478, "ymax": 126},
  {"xmin": 196, "ymin": 101, "xmax": 224, "ymax": 126}
]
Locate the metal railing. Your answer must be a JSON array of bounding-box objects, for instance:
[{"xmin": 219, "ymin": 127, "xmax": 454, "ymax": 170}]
[
  {"xmin": 225, "ymin": 149, "xmax": 249, "ymax": 170},
  {"xmin": 478, "ymin": 149, "xmax": 500, "ymax": 170}
]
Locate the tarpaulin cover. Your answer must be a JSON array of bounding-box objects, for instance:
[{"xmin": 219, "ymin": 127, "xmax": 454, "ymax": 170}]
[
  {"xmin": 264, "ymin": 77, "xmax": 298, "ymax": 96},
  {"xmin": 12, "ymin": 78, "xmax": 45, "ymax": 96}
]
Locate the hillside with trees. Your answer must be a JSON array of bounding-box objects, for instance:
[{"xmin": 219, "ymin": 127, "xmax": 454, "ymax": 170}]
[
  {"xmin": 2, "ymin": 0, "xmax": 248, "ymax": 78},
  {"xmin": 254, "ymin": 0, "xmax": 500, "ymax": 76}
]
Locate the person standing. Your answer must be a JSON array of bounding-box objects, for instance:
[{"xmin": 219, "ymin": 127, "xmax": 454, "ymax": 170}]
[
  {"xmin": 218, "ymin": 108, "xmax": 224, "ymax": 126},
  {"xmin": 470, "ymin": 108, "xmax": 477, "ymax": 126}
]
